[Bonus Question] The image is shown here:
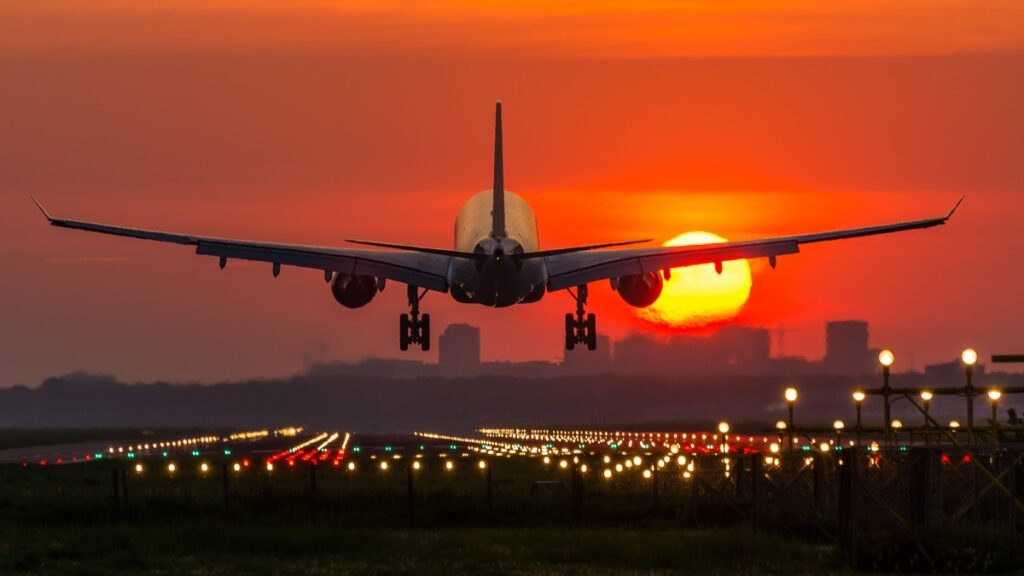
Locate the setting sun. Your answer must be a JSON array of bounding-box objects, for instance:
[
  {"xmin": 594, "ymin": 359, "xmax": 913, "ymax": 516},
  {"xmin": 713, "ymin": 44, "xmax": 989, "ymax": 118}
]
[{"xmin": 635, "ymin": 232, "xmax": 752, "ymax": 328}]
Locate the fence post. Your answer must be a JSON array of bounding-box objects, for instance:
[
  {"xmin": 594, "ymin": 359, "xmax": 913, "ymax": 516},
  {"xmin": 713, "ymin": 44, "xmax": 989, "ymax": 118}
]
[
  {"xmin": 837, "ymin": 447, "xmax": 859, "ymax": 562},
  {"xmin": 652, "ymin": 463, "xmax": 660, "ymax": 512},
  {"xmin": 813, "ymin": 453, "xmax": 827, "ymax": 508},
  {"xmin": 909, "ymin": 448, "xmax": 938, "ymax": 528},
  {"xmin": 119, "ymin": 467, "xmax": 128, "ymax": 513},
  {"xmin": 111, "ymin": 467, "xmax": 121, "ymax": 521},
  {"xmin": 751, "ymin": 455, "xmax": 764, "ymax": 531},
  {"xmin": 309, "ymin": 461, "xmax": 318, "ymax": 517},
  {"xmin": 221, "ymin": 463, "xmax": 230, "ymax": 512},
  {"xmin": 486, "ymin": 463, "xmax": 494, "ymax": 518},
  {"xmin": 407, "ymin": 462, "xmax": 415, "ymax": 527}
]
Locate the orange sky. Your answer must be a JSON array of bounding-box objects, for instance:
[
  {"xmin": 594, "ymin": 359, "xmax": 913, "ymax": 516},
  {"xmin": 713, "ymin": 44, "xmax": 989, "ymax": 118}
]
[{"xmin": 1, "ymin": 3, "xmax": 1022, "ymax": 385}]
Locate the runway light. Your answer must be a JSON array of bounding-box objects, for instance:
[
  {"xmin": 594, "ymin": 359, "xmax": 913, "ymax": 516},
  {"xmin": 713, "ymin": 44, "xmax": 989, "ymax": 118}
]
[
  {"xmin": 852, "ymin": 391, "xmax": 866, "ymax": 403},
  {"xmin": 167, "ymin": 463, "xmax": 176, "ymax": 473},
  {"xmin": 580, "ymin": 464, "xmax": 588, "ymax": 473},
  {"xmin": 920, "ymin": 391, "xmax": 933, "ymax": 402},
  {"xmin": 478, "ymin": 460, "xmax": 487, "ymax": 470},
  {"xmin": 819, "ymin": 442, "xmax": 830, "ymax": 453},
  {"xmin": 445, "ymin": 461, "xmax": 454, "ymax": 471},
  {"xmin": 412, "ymin": 461, "xmax": 421, "ymax": 471},
  {"xmin": 878, "ymin": 349, "xmax": 895, "ymax": 367},
  {"xmin": 717, "ymin": 422, "xmax": 730, "ymax": 434},
  {"xmin": 615, "ymin": 464, "xmax": 623, "ymax": 473},
  {"xmin": 775, "ymin": 420, "xmax": 787, "ymax": 430},
  {"xmin": 559, "ymin": 459, "xmax": 568, "ymax": 469},
  {"xmin": 200, "ymin": 463, "xmax": 209, "ymax": 473},
  {"xmin": 962, "ymin": 348, "xmax": 978, "ymax": 366},
  {"xmin": 784, "ymin": 387, "xmax": 798, "ymax": 403},
  {"xmin": 988, "ymin": 389, "xmax": 1002, "ymax": 401},
  {"xmin": 266, "ymin": 462, "xmax": 274, "ymax": 472},
  {"xmin": 380, "ymin": 461, "xmax": 389, "ymax": 471},
  {"xmin": 347, "ymin": 461, "xmax": 356, "ymax": 471},
  {"xmin": 603, "ymin": 455, "xmax": 611, "ymax": 464},
  {"xmin": 833, "ymin": 420, "xmax": 845, "ymax": 431},
  {"xmin": 676, "ymin": 455, "xmax": 686, "ymax": 466},
  {"xmin": 949, "ymin": 420, "xmax": 961, "ymax": 429},
  {"xmin": 543, "ymin": 456, "xmax": 550, "ymax": 465},
  {"xmin": 642, "ymin": 469, "xmax": 652, "ymax": 479},
  {"xmin": 892, "ymin": 419, "xmax": 903, "ymax": 429},
  {"xmin": 135, "ymin": 463, "xmax": 144, "ymax": 474},
  {"xmin": 233, "ymin": 463, "xmax": 241, "ymax": 472},
  {"xmin": 769, "ymin": 442, "xmax": 780, "ymax": 454},
  {"xmin": 632, "ymin": 456, "xmax": 642, "ymax": 466}
]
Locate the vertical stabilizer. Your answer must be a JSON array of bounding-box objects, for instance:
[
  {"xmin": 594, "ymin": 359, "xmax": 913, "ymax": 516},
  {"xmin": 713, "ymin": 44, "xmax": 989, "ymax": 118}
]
[{"xmin": 492, "ymin": 102, "xmax": 506, "ymax": 240}]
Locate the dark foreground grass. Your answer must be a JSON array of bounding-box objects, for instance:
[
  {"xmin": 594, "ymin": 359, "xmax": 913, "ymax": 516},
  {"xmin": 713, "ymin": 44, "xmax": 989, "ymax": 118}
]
[{"xmin": 0, "ymin": 523, "xmax": 847, "ymax": 576}]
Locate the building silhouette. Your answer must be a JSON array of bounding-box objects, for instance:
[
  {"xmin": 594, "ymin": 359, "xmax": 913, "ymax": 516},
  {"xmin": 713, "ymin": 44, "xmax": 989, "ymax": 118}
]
[
  {"xmin": 823, "ymin": 320, "xmax": 874, "ymax": 375},
  {"xmin": 438, "ymin": 323, "xmax": 481, "ymax": 374}
]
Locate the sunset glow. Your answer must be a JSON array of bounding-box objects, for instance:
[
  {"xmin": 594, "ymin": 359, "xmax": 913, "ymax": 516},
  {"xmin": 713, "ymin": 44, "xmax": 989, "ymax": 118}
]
[{"xmin": 636, "ymin": 232, "xmax": 752, "ymax": 328}]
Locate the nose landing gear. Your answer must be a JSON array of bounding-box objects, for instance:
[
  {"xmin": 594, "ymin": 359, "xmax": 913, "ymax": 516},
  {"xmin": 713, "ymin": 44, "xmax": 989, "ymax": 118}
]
[
  {"xmin": 400, "ymin": 285, "xmax": 430, "ymax": 351},
  {"xmin": 565, "ymin": 284, "xmax": 597, "ymax": 351}
]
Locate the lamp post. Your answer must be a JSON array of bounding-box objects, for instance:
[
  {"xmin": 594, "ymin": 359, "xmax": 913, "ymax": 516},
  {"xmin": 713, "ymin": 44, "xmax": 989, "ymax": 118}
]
[
  {"xmin": 852, "ymin": 391, "xmax": 866, "ymax": 445},
  {"xmin": 879, "ymin": 350, "xmax": 895, "ymax": 440},
  {"xmin": 962, "ymin": 348, "xmax": 978, "ymax": 441},
  {"xmin": 775, "ymin": 420, "xmax": 788, "ymax": 452},
  {"xmin": 920, "ymin": 390, "xmax": 933, "ymax": 431},
  {"xmin": 988, "ymin": 389, "xmax": 1002, "ymax": 444},
  {"xmin": 833, "ymin": 420, "xmax": 845, "ymax": 446},
  {"xmin": 784, "ymin": 388, "xmax": 798, "ymax": 450},
  {"xmin": 891, "ymin": 419, "xmax": 903, "ymax": 447}
]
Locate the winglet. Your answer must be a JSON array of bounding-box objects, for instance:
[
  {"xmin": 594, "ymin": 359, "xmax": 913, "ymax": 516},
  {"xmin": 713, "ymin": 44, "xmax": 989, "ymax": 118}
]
[
  {"xmin": 945, "ymin": 196, "xmax": 965, "ymax": 220},
  {"xmin": 30, "ymin": 196, "xmax": 53, "ymax": 222}
]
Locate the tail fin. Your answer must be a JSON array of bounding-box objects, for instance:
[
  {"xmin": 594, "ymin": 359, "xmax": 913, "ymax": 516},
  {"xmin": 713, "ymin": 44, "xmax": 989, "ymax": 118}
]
[{"xmin": 491, "ymin": 101, "xmax": 506, "ymax": 240}]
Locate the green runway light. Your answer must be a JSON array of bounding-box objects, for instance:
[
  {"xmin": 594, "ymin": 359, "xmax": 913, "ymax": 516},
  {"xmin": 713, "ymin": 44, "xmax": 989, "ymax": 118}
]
[
  {"xmin": 94, "ymin": 453, "xmax": 104, "ymax": 459},
  {"xmin": 223, "ymin": 449, "xmax": 232, "ymax": 455},
  {"xmin": 127, "ymin": 453, "xmax": 136, "ymax": 459},
  {"xmin": 448, "ymin": 444, "xmax": 456, "ymax": 451},
  {"xmin": 801, "ymin": 446, "xmax": 811, "ymax": 452},
  {"xmin": 353, "ymin": 446, "xmax": 362, "ymax": 453},
  {"xmin": 610, "ymin": 443, "xmax": 618, "ymax": 450},
  {"xmin": 385, "ymin": 445, "xmax": 393, "ymax": 452},
  {"xmin": 192, "ymin": 450, "xmax": 199, "ymax": 456},
  {"xmin": 162, "ymin": 451, "xmax": 168, "ymax": 457},
  {"xmin": 419, "ymin": 444, "xmax": 425, "ymax": 450}
]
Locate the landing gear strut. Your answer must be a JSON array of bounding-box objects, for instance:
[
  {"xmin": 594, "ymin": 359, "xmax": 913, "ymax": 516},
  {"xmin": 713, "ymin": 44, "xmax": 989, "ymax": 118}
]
[
  {"xmin": 400, "ymin": 285, "xmax": 430, "ymax": 351},
  {"xmin": 565, "ymin": 284, "xmax": 597, "ymax": 351}
]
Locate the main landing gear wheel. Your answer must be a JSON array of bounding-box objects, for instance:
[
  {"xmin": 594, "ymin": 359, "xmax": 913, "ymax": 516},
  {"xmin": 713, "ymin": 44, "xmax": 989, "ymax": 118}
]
[
  {"xmin": 564, "ymin": 284, "xmax": 598, "ymax": 351},
  {"xmin": 400, "ymin": 285, "xmax": 431, "ymax": 351}
]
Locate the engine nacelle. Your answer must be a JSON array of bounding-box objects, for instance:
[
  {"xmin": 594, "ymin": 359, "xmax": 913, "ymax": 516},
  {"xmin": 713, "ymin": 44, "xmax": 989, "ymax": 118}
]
[
  {"xmin": 613, "ymin": 272, "xmax": 663, "ymax": 308},
  {"xmin": 330, "ymin": 273, "xmax": 379, "ymax": 308}
]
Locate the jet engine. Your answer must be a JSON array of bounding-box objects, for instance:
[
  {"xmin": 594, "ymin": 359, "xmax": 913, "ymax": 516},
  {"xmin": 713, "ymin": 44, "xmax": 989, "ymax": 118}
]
[
  {"xmin": 613, "ymin": 272, "xmax": 663, "ymax": 308},
  {"xmin": 330, "ymin": 273, "xmax": 379, "ymax": 308}
]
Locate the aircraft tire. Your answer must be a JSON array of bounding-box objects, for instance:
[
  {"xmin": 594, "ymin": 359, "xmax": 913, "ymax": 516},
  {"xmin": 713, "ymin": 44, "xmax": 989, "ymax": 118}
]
[
  {"xmin": 421, "ymin": 314, "xmax": 431, "ymax": 351},
  {"xmin": 399, "ymin": 314, "xmax": 410, "ymax": 351},
  {"xmin": 586, "ymin": 313, "xmax": 597, "ymax": 351}
]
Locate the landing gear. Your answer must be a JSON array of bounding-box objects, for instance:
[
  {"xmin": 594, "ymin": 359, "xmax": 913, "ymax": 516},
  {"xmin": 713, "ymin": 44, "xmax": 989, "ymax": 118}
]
[
  {"xmin": 565, "ymin": 284, "xmax": 597, "ymax": 351},
  {"xmin": 400, "ymin": 285, "xmax": 430, "ymax": 351}
]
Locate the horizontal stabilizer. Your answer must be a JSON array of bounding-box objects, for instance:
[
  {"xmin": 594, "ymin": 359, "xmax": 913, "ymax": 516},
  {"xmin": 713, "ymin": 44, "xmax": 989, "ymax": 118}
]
[
  {"xmin": 345, "ymin": 239, "xmax": 484, "ymax": 260},
  {"xmin": 514, "ymin": 239, "xmax": 652, "ymax": 260}
]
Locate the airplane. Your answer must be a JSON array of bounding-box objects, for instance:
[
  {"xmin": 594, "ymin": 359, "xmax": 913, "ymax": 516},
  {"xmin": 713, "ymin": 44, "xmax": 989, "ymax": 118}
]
[{"xmin": 33, "ymin": 103, "xmax": 962, "ymax": 352}]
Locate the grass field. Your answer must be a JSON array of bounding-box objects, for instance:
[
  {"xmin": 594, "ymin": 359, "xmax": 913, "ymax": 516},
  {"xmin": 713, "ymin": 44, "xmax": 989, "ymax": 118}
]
[{"xmin": 0, "ymin": 458, "xmax": 855, "ymax": 575}]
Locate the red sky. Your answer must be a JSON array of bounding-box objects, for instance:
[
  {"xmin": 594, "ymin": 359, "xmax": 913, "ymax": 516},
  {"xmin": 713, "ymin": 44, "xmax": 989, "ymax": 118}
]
[{"xmin": 1, "ymin": 2, "xmax": 1022, "ymax": 385}]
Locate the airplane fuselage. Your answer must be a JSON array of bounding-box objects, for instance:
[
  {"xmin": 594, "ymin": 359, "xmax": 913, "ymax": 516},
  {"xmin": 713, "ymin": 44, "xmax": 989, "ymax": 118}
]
[{"xmin": 449, "ymin": 189, "xmax": 547, "ymax": 307}]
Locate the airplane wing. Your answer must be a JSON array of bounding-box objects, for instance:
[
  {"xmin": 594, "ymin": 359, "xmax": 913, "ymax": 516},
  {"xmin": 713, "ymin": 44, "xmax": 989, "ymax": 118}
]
[
  {"xmin": 544, "ymin": 198, "xmax": 963, "ymax": 291},
  {"xmin": 31, "ymin": 199, "xmax": 451, "ymax": 291}
]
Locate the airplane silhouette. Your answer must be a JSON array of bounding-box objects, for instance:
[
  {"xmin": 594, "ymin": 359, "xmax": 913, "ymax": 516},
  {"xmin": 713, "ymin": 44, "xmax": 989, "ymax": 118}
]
[{"xmin": 34, "ymin": 103, "xmax": 962, "ymax": 352}]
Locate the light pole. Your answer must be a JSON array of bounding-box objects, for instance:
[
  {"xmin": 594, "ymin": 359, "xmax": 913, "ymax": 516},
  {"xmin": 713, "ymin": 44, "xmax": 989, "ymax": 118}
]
[
  {"xmin": 775, "ymin": 420, "xmax": 788, "ymax": 452},
  {"xmin": 920, "ymin": 390, "xmax": 933, "ymax": 430},
  {"xmin": 784, "ymin": 388, "xmax": 798, "ymax": 450},
  {"xmin": 891, "ymin": 419, "xmax": 903, "ymax": 447},
  {"xmin": 879, "ymin": 350, "xmax": 895, "ymax": 440},
  {"xmin": 962, "ymin": 348, "xmax": 978, "ymax": 441},
  {"xmin": 852, "ymin": 391, "xmax": 866, "ymax": 445},
  {"xmin": 988, "ymin": 389, "xmax": 1002, "ymax": 444},
  {"xmin": 833, "ymin": 420, "xmax": 845, "ymax": 447}
]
